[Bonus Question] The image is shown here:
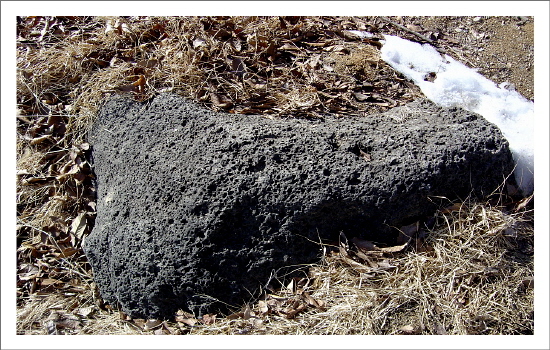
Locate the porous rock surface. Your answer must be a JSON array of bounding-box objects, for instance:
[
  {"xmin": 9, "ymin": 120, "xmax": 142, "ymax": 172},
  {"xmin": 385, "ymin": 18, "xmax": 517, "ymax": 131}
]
[{"xmin": 84, "ymin": 93, "xmax": 513, "ymax": 318}]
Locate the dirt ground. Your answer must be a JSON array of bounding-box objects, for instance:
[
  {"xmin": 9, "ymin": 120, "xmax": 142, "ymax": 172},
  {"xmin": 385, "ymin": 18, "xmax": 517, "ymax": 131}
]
[{"xmin": 382, "ymin": 16, "xmax": 534, "ymax": 100}]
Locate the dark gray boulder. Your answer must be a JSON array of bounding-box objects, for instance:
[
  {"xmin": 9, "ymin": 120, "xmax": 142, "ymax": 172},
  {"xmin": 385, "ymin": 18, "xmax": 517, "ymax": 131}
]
[{"xmin": 83, "ymin": 93, "xmax": 513, "ymax": 318}]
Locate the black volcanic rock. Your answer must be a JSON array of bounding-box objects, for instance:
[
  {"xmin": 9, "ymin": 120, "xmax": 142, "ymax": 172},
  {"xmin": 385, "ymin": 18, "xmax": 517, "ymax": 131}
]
[{"xmin": 83, "ymin": 93, "xmax": 514, "ymax": 318}]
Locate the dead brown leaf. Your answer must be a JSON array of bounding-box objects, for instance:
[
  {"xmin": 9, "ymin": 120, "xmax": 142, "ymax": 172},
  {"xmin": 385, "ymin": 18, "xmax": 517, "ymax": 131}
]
[
  {"xmin": 441, "ymin": 202, "xmax": 463, "ymax": 214},
  {"xmin": 257, "ymin": 300, "xmax": 269, "ymax": 315},
  {"xmin": 243, "ymin": 305, "xmax": 253, "ymax": 320},
  {"xmin": 399, "ymin": 324, "xmax": 422, "ymax": 334},
  {"xmin": 351, "ymin": 237, "xmax": 378, "ymax": 251},
  {"xmin": 30, "ymin": 135, "xmax": 51, "ymax": 145},
  {"xmin": 513, "ymin": 194, "xmax": 533, "ymax": 212},
  {"xmin": 226, "ymin": 312, "xmax": 243, "ymax": 320},
  {"xmin": 521, "ymin": 278, "xmax": 534, "ymax": 289},
  {"xmin": 209, "ymin": 92, "xmax": 233, "ymax": 110},
  {"xmin": 55, "ymin": 247, "xmax": 80, "ymax": 259},
  {"xmin": 70, "ymin": 212, "xmax": 87, "ymax": 242},
  {"xmin": 45, "ymin": 310, "xmax": 82, "ymax": 333},
  {"xmin": 378, "ymin": 241, "xmax": 410, "ymax": 253},
  {"xmin": 176, "ymin": 317, "xmax": 198, "ymax": 327},
  {"xmin": 74, "ymin": 306, "xmax": 95, "ymax": 318},
  {"xmin": 133, "ymin": 318, "xmax": 146, "ymax": 328},
  {"xmin": 40, "ymin": 278, "xmax": 63, "ymax": 287},
  {"xmin": 201, "ymin": 313, "xmax": 216, "ymax": 325},
  {"xmin": 144, "ymin": 319, "xmax": 163, "ymax": 331},
  {"xmin": 282, "ymin": 300, "xmax": 307, "ymax": 319},
  {"xmin": 302, "ymin": 292, "xmax": 326, "ymax": 311}
]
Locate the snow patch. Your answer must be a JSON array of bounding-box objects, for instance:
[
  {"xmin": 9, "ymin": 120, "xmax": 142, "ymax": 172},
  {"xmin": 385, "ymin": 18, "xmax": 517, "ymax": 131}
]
[{"xmin": 379, "ymin": 34, "xmax": 534, "ymax": 195}]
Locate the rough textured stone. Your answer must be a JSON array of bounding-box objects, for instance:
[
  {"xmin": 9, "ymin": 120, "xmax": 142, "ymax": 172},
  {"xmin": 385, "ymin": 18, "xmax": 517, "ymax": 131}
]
[{"xmin": 84, "ymin": 93, "xmax": 514, "ymax": 318}]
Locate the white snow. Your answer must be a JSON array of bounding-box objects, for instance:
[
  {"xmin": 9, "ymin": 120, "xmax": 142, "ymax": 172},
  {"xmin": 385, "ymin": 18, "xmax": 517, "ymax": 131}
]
[{"xmin": 375, "ymin": 34, "xmax": 534, "ymax": 195}]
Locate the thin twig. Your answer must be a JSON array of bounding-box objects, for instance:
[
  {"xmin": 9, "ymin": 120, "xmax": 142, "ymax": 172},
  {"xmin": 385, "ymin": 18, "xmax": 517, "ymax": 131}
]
[{"xmin": 379, "ymin": 16, "xmax": 448, "ymax": 55}]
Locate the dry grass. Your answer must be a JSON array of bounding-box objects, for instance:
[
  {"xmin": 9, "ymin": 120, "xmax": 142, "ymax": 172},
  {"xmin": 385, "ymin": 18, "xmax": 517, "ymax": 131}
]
[
  {"xmin": 15, "ymin": 16, "xmax": 534, "ymax": 336},
  {"xmin": 16, "ymin": 197, "xmax": 534, "ymax": 335},
  {"xmin": 185, "ymin": 197, "xmax": 534, "ymax": 335}
]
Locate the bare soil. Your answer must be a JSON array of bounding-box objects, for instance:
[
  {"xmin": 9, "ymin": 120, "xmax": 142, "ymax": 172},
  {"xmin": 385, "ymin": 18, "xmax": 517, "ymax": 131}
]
[{"xmin": 383, "ymin": 16, "xmax": 534, "ymax": 100}]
